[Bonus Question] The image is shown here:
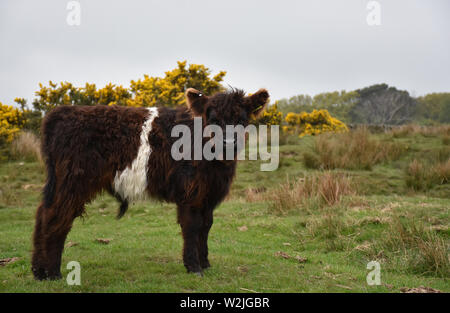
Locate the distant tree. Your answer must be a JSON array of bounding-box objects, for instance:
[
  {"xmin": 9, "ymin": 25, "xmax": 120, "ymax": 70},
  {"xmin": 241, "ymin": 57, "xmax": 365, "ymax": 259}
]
[
  {"xmin": 276, "ymin": 94, "xmax": 313, "ymax": 115},
  {"xmin": 349, "ymin": 84, "xmax": 417, "ymax": 125},
  {"xmin": 277, "ymin": 91, "xmax": 357, "ymax": 123},
  {"xmin": 313, "ymin": 90, "xmax": 358, "ymax": 122},
  {"xmin": 416, "ymin": 93, "xmax": 450, "ymax": 124},
  {"xmin": 442, "ymin": 101, "xmax": 450, "ymax": 124}
]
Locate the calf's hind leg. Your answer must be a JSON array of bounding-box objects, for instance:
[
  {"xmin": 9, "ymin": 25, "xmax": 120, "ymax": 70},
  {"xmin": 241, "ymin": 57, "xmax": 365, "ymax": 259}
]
[
  {"xmin": 32, "ymin": 199, "xmax": 82, "ymax": 280},
  {"xmin": 31, "ymin": 203, "xmax": 48, "ymax": 280}
]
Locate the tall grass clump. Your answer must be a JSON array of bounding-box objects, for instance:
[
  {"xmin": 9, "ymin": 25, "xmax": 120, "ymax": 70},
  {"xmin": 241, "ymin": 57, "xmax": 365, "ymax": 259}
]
[
  {"xmin": 303, "ymin": 127, "xmax": 406, "ymax": 170},
  {"xmin": 405, "ymin": 159, "xmax": 431, "ymax": 191},
  {"xmin": 304, "ymin": 207, "xmax": 357, "ymax": 251},
  {"xmin": 267, "ymin": 172, "xmax": 356, "ymax": 214},
  {"xmin": 406, "ymin": 147, "xmax": 449, "ymax": 190},
  {"xmin": 443, "ymin": 135, "xmax": 450, "ymax": 146},
  {"xmin": 245, "ymin": 187, "xmax": 266, "ymax": 202},
  {"xmin": 433, "ymin": 159, "xmax": 450, "ymax": 184},
  {"xmin": 10, "ymin": 131, "xmax": 42, "ymax": 164},
  {"xmin": 370, "ymin": 217, "xmax": 450, "ymax": 277}
]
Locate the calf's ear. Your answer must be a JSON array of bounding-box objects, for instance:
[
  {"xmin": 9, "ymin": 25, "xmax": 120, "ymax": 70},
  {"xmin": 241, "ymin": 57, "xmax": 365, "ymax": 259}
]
[
  {"xmin": 246, "ymin": 88, "xmax": 270, "ymax": 118},
  {"xmin": 185, "ymin": 88, "xmax": 207, "ymax": 116}
]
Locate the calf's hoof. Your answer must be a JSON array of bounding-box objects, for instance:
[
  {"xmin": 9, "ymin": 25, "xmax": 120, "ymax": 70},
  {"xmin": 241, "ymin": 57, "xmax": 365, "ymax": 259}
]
[
  {"xmin": 200, "ymin": 260, "xmax": 210, "ymax": 269},
  {"xmin": 186, "ymin": 264, "xmax": 203, "ymax": 276},
  {"xmin": 32, "ymin": 267, "xmax": 62, "ymax": 281},
  {"xmin": 47, "ymin": 271, "xmax": 63, "ymax": 280},
  {"xmin": 32, "ymin": 267, "xmax": 47, "ymax": 281},
  {"xmin": 192, "ymin": 271, "xmax": 203, "ymax": 277}
]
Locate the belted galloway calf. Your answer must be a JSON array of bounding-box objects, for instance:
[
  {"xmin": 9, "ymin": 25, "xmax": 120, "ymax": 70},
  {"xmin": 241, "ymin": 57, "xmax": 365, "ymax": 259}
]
[{"xmin": 32, "ymin": 87, "xmax": 269, "ymax": 279}]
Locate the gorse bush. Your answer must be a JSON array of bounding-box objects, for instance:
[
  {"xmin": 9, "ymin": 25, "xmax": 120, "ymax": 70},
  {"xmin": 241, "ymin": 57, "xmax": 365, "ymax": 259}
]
[
  {"xmin": 32, "ymin": 61, "xmax": 226, "ymax": 112},
  {"xmin": 283, "ymin": 109, "xmax": 348, "ymax": 137},
  {"xmin": 0, "ymin": 102, "xmax": 26, "ymax": 161},
  {"xmin": 253, "ymin": 103, "xmax": 283, "ymax": 126},
  {"xmin": 303, "ymin": 127, "xmax": 407, "ymax": 170},
  {"xmin": 0, "ymin": 102, "xmax": 24, "ymax": 145}
]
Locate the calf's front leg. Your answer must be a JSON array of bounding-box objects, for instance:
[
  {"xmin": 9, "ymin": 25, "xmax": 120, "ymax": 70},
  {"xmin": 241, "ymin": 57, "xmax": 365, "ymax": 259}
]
[
  {"xmin": 197, "ymin": 209, "xmax": 213, "ymax": 269},
  {"xmin": 178, "ymin": 207, "xmax": 203, "ymax": 275}
]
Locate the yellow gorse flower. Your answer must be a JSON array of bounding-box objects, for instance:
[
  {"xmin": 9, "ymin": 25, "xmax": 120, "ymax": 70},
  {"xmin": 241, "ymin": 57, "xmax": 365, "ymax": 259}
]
[
  {"xmin": 0, "ymin": 102, "xmax": 24, "ymax": 144},
  {"xmin": 283, "ymin": 109, "xmax": 348, "ymax": 137}
]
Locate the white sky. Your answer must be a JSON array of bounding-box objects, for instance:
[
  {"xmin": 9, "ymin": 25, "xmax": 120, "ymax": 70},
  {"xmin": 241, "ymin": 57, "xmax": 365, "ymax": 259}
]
[{"xmin": 1, "ymin": 0, "xmax": 449, "ymax": 106}]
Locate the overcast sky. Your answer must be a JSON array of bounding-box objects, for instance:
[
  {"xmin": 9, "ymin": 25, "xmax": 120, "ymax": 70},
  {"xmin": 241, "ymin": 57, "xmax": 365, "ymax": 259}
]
[{"xmin": 1, "ymin": 0, "xmax": 449, "ymax": 106}]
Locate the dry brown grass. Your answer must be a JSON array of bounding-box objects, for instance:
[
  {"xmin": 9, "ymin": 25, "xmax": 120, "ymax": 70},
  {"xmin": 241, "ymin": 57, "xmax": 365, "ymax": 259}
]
[
  {"xmin": 380, "ymin": 217, "xmax": 450, "ymax": 277},
  {"xmin": 405, "ymin": 159, "xmax": 429, "ymax": 191},
  {"xmin": 406, "ymin": 158, "xmax": 450, "ymax": 190},
  {"xmin": 443, "ymin": 135, "xmax": 450, "ymax": 146},
  {"xmin": 245, "ymin": 187, "xmax": 267, "ymax": 202},
  {"xmin": 265, "ymin": 172, "xmax": 356, "ymax": 214},
  {"xmin": 433, "ymin": 158, "xmax": 450, "ymax": 184},
  {"xmin": 390, "ymin": 124, "xmax": 450, "ymax": 138},
  {"xmin": 304, "ymin": 127, "xmax": 406, "ymax": 170},
  {"xmin": 10, "ymin": 131, "xmax": 42, "ymax": 164}
]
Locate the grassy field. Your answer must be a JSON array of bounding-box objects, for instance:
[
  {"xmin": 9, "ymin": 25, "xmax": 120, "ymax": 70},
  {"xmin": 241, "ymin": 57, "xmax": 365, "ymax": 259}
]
[{"xmin": 0, "ymin": 128, "xmax": 449, "ymax": 292}]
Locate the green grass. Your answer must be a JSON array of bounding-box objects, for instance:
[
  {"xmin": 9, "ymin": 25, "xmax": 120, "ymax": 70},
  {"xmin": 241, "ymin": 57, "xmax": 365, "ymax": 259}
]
[{"xmin": 0, "ymin": 131, "xmax": 449, "ymax": 293}]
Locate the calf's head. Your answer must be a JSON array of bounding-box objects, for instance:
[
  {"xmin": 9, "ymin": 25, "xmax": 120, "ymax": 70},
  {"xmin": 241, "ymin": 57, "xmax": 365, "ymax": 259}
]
[
  {"xmin": 185, "ymin": 88, "xmax": 269, "ymax": 126},
  {"xmin": 185, "ymin": 88, "xmax": 270, "ymax": 159}
]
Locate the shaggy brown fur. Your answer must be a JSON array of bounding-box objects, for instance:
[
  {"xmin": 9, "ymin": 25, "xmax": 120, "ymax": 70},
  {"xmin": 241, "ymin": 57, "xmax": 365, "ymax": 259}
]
[{"xmin": 32, "ymin": 88, "xmax": 269, "ymax": 279}]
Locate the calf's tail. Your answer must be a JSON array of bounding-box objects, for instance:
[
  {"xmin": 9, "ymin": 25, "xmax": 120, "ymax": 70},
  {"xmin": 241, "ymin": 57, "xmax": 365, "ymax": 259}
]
[{"xmin": 43, "ymin": 156, "xmax": 56, "ymax": 209}]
